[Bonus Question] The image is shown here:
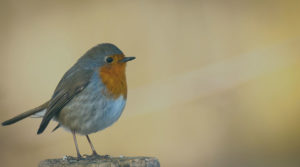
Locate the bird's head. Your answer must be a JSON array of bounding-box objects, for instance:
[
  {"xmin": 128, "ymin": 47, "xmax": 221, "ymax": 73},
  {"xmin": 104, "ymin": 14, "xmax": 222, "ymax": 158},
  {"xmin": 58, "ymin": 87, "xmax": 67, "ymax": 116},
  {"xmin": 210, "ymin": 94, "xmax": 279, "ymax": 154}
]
[{"xmin": 79, "ymin": 43, "xmax": 135, "ymax": 99}]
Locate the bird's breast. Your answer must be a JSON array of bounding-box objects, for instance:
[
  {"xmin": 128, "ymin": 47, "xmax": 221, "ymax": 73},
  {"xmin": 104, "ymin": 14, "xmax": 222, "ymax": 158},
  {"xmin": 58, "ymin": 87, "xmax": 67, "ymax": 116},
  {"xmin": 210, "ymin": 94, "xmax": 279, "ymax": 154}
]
[{"xmin": 99, "ymin": 63, "xmax": 127, "ymax": 99}]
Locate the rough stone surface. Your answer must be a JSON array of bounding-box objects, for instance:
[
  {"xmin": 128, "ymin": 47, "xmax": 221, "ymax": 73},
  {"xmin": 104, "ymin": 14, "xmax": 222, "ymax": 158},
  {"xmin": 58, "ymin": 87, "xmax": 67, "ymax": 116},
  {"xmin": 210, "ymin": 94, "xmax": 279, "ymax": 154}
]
[{"xmin": 39, "ymin": 156, "xmax": 160, "ymax": 167}]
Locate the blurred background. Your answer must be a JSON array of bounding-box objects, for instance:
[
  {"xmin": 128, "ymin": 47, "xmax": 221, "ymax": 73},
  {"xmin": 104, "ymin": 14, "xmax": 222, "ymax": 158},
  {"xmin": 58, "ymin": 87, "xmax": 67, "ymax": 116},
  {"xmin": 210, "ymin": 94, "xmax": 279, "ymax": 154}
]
[{"xmin": 0, "ymin": 0, "xmax": 300, "ymax": 166}]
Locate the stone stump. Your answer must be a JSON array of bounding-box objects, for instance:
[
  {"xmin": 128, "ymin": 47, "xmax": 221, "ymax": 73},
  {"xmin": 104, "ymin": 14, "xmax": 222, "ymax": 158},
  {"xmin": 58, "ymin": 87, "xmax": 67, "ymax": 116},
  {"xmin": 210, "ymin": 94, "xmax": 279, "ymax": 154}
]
[{"xmin": 39, "ymin": 156, "xmax": 160, "ymax": 167}]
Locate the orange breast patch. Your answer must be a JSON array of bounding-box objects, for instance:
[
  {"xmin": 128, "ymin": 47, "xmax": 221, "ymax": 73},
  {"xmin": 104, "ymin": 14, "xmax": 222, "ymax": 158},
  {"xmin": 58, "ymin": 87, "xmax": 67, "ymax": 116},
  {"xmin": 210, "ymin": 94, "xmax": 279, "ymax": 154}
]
[{"xmin": 99, "ymin": 55, "xmax": 127, "ymax": 99}]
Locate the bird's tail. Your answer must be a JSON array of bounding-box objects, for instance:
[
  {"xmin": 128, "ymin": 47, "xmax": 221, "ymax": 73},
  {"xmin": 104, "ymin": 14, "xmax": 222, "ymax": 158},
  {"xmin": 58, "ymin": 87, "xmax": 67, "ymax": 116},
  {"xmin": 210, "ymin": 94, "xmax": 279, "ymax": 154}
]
[{"xmin": 2, "ymin": 101, "xmax": 49, "ymax": 126}]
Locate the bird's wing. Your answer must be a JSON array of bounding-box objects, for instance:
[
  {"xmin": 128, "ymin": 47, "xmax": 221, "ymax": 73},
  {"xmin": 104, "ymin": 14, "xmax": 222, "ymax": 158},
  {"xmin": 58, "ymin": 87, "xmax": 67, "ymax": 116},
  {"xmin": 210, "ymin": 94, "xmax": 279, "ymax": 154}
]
[{"xmin": 37, "ymin": 67, "xmax": 95, "ymax": 134}]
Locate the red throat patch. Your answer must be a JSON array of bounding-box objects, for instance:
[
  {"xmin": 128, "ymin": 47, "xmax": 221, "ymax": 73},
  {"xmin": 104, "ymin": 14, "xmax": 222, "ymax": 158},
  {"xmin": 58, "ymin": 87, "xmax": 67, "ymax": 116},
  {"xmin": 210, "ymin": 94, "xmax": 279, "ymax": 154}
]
[{"xmin": 99, "ymin": 54, "xmax": 127, "ymax": 99}]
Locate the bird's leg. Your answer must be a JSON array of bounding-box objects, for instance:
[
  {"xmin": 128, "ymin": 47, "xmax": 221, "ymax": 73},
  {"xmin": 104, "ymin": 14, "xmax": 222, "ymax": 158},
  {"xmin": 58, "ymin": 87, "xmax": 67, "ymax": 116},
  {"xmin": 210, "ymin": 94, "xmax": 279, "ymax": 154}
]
[
  {"xmin": 72, "ymin": 130, "xmax": 82, "ymax": 159},
  {"xmin": 86, "ymin": 135, "xmax": 99, "ymax": 156}
]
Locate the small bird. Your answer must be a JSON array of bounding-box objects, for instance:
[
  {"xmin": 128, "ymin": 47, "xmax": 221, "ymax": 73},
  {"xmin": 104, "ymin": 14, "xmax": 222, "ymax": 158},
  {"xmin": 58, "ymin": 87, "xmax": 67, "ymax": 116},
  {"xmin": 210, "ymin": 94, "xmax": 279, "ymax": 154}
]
[{"xmin": 2, "ymin": 43, "xmax": 135, "ymax": 158}]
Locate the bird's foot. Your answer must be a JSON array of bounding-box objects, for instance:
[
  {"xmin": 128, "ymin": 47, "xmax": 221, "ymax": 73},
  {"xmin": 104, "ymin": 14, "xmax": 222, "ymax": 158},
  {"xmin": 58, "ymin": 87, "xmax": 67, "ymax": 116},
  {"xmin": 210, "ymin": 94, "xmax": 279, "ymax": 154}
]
[{"xmin": 77, "ymin": 154, "xmax": 85, "ymax": 161}]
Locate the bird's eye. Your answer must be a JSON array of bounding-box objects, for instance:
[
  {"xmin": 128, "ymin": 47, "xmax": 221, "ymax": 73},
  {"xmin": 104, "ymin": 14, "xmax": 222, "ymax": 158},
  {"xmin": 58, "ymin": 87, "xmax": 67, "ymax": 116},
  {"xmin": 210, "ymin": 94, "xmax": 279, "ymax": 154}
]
[{"xmin": 105, "ymin": 57, "xmax": 113, "ymax": 63}]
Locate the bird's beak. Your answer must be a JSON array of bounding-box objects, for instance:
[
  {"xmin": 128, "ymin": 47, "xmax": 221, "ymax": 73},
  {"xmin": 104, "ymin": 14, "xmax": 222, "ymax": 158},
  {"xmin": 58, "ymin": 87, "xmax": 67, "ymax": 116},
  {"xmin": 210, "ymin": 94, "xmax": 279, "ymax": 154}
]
[{"xmin": 119, "ymin": 57, "xmax": 136, "ymax": 63}]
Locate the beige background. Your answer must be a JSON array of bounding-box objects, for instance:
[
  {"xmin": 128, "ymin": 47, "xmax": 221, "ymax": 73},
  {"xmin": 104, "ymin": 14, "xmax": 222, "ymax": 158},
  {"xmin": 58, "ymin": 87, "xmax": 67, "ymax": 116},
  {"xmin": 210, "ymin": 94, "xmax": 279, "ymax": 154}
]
[{"xmin": 1, "ymin": 0, "xmax": 300, "ymax": 167}]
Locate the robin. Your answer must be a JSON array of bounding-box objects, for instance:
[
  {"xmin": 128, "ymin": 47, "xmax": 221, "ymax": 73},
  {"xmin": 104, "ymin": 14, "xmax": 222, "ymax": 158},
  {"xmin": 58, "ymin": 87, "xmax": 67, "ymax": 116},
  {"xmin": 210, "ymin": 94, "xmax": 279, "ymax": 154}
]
[{"xmin": 2, "ymin": 43, "xmax": 135, "ymax": 158}]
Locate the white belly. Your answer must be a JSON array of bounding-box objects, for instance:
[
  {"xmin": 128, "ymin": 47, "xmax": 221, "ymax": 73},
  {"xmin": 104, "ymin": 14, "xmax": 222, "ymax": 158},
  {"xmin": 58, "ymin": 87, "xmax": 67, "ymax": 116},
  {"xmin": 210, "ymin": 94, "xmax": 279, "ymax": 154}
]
[
  {"xmin": 59, "ymin": 95, "xmax": 126, "ymax": 135},
  {"xmin": 78, "ymin": 95, "xmax": 126, "ymax": 134}
]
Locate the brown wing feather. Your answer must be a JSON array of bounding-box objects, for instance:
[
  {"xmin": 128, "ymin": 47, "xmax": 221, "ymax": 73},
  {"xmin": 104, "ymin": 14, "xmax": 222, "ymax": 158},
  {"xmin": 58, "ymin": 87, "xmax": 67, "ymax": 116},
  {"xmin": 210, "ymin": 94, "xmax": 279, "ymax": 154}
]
[{"xmin": 37, "ymin": 68, "xmax": 94, "ymax": 134}]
